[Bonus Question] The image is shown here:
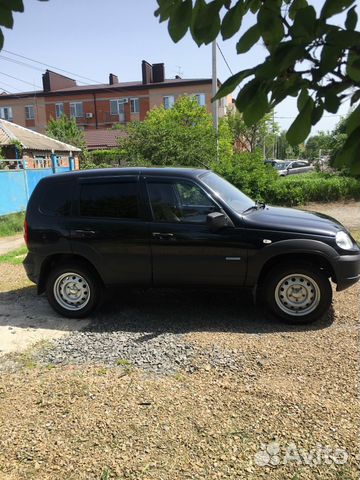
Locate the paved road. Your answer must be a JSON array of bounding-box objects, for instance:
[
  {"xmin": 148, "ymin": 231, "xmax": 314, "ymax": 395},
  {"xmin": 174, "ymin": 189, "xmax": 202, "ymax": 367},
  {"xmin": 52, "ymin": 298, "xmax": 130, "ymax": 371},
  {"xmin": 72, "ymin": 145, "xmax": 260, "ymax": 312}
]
[{"xmin": 0, "ymin": 235, "xmax": 24, "ymax": 255}]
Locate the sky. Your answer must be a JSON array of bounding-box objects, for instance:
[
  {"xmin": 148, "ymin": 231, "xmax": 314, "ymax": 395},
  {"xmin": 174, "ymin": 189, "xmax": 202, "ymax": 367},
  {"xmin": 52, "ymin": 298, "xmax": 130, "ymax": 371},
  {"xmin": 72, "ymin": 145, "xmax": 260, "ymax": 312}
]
[{"xmin": 0, "ymin": 0, "xmax": 353, "ymax": 135}]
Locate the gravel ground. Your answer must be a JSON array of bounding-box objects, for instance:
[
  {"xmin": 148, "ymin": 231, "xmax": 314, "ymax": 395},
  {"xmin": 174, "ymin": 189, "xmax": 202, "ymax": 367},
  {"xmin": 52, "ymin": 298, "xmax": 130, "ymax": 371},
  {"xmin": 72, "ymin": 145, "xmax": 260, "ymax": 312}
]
[{"xmin": 0, "ymin": 201, "xmax": 358, "ymax": 479}]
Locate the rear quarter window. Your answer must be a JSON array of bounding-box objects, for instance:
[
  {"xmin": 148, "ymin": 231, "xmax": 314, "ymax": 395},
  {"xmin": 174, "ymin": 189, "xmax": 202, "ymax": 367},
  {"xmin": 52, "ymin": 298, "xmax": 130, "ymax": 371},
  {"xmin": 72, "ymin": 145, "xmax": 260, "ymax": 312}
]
[{"xmin": 37, "ymin": 180, "xmax": 72, "ymax": 216}]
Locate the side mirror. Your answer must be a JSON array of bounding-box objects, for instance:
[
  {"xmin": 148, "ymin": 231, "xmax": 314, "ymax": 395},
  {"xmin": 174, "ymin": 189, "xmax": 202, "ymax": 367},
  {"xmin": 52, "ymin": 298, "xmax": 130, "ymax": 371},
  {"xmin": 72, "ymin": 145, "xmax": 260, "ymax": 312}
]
[{"xmin": 207, "ymin": 212, "xmax": 231, "ymax": 232}]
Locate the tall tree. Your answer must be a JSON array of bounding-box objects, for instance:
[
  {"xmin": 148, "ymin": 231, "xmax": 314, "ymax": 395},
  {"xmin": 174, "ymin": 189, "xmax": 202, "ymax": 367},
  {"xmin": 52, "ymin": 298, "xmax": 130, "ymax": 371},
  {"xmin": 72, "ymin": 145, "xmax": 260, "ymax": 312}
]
[
  {"xmin": 155, "ymin": 0, "xmax": 360, "ymax": 174},
  {"xmin": 46, "ymin": 115, "xmax": 86, "ymax": 150},
  {"xmin": 304, "ymin": 132, "xmax": 333, "ymax": 162},
  {"xmin": 226, "ymin": 110, "xmax": 279, "ymax": 155},
  {"xmin": 119, "ymin": 96, "xmax": 231, "ymax": 167},
  {"xmin": 276, "ymin": 130, "xmax": 304, "ymax": 160}
]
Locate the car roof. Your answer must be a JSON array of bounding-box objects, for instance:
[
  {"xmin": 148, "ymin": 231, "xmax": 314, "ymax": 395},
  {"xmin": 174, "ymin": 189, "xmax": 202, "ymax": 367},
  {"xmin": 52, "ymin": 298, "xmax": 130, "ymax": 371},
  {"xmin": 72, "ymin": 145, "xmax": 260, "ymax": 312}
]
[{"xmin": 46, "ymin": 167, "xmax": 210, "ymax": 182}]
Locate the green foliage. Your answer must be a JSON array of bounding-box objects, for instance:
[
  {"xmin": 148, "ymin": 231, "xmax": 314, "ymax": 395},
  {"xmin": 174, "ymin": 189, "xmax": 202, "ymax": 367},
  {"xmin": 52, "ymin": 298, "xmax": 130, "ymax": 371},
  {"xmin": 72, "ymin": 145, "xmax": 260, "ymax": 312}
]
[
  {"xmin": 82, "ymin": 149, "xmax": 123, "ymax": 170},
  {"xmin": 212, "ymin": 153, "xmax": 359, "ymax": 206},
  {"xmin": 304, "ymin": 132, "xmax": 333, "ymax": 162},
  {"xmin": 46, "ymin": 114, "xmax": 86, "ymax": 150},
  {"xmin": 119, "ymin": 96, "xmax": 222, "ymax": 167},
  {"xmin": 9, "ymin": 139, "xmax": 23, "ymax": 158},
  {"xmin": 225, "ymin": 110, "xmax": 279, "ymax": 154},
  {"xmin": 0, "ymin": 246, "xmax": 27, "ymax": 265},
  {"xmin": 266, "ymin": 172, "xmax": 360, "ymax": 205},
  {"xmin": 0, "ymin": 211, "xmax": 25, "ymax": 237},
  {"xmin": 0, "ymin": 0, "xmax": 26, "ymax": 50},
  {"xmin": 155, "ymin": 0, "xmax": 360, "ymax": 173},
  {"xmin": 212, "ymin": 150, "xmax": 278, "ymax": 199},
  {"xmin": 277, "ymin": 130, "xmax": 305, "ymax": 160}
]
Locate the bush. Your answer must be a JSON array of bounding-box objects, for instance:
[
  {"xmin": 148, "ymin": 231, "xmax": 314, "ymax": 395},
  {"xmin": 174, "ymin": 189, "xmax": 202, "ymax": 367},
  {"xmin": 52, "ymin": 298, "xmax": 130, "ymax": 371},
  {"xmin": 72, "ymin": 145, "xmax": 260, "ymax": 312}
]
[
  {"xmin": 273, "ymin": 173, "xmax": 360, "ymax": 205},
  {"xmin": 213, "ymin": 156, "xmax": 359, "ymax": 206},
  {"xmin": 212, "ymin": 151, "xmax": 278, "ymax": 200},
  {"xmin": 0, "ymin": 211, "xmax": 25, "ymax": 237}
]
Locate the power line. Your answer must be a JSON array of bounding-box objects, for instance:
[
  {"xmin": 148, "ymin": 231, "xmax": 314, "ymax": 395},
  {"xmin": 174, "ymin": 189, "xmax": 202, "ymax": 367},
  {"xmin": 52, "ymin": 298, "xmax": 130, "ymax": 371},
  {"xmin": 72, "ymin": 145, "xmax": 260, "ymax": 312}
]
[
  {"xmin": 0, "ymin": 72, "xmax": 42, "ymax": 89},
  {"xmin": 0, "ymin": 55, "xmax": 91, "ymax": 86},
  {"xmin": 2, "ymin": 49, "xmax": 105, "ymax": 85},
  {"xmin": 216, "ymin": 42, "xmax": 234, "ymax": 76}
]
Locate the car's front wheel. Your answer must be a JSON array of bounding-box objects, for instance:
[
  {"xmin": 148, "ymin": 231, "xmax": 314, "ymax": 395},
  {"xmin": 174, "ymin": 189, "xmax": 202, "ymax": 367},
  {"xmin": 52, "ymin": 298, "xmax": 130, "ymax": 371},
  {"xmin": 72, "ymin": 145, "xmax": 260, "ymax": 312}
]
[
  {"xmin": 46, "ymin": 263, "xmax": 101, "ymax": 318},
  {"xmin": 263, "ymin": 263, "xmax": 332, "ymax": 324}
]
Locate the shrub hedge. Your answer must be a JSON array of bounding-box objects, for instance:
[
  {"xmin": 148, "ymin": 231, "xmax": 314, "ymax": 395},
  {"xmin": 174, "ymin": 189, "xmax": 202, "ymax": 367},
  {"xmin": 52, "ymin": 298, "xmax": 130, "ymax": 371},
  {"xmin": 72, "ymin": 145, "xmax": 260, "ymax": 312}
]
[{"xmin": 213, "ymin": 154, "xmax": 359, "ymax": 206}]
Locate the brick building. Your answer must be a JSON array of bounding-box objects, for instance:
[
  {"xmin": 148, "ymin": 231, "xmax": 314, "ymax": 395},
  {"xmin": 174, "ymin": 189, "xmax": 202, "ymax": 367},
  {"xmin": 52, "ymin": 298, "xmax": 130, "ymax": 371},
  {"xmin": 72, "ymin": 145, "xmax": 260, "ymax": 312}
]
[{"xmin": 0, "ymin": 61, "xmax": 230, "ymax": 135}]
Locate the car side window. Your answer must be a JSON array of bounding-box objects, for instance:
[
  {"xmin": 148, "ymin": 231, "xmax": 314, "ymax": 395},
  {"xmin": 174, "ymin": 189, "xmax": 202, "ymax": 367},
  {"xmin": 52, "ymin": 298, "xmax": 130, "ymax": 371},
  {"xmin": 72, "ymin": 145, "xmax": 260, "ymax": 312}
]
[
  {"xmin": 80, "ymin": 181, "xmax": 139, "ymax": 219},
  {"xmin": 38, "ymin": 181, "xmax": 72, "ymax": 216},
  {"xmin": 147, "ymin": 180, "xmax": 219, "ymax": 223}
]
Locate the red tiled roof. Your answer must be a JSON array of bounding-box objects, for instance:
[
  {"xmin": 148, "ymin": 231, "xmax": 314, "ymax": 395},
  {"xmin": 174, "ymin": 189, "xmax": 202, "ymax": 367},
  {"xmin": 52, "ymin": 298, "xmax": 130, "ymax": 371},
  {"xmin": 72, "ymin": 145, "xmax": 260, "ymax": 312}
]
[{"xmin": 84, "ymin": 129, "xmax": 127, "ymax": 150}]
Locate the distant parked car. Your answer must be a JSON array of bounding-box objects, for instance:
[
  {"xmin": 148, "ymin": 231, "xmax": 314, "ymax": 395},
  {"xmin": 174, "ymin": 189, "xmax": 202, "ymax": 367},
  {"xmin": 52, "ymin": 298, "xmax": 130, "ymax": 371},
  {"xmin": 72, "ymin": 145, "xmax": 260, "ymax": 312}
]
[
  {"xmin": 264, "ymin": 159, "xmax": 285, "ymax": 167},
  {"xmin": 275, "ymin": 160, "xmax": 314, "ymax": 176}
]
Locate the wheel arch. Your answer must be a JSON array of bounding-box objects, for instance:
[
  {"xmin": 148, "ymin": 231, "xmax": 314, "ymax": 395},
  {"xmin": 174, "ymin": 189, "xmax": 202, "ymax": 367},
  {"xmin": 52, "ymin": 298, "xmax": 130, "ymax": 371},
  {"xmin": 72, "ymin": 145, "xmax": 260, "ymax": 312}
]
[
  {"xmin": 256, "ymin": 252, "xmax": 336, "ymax": 288},
  {"xmin": 38, "ymin": 253, "xmax": 104, "ymax": 294}
]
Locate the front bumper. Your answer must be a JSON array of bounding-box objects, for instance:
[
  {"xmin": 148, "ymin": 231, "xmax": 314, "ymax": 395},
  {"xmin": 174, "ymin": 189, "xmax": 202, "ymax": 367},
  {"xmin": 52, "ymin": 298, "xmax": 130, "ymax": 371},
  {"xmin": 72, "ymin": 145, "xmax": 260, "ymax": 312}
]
[{"xmin": 333, "ymin": 252, "xmax": 360, "ymax": 291}]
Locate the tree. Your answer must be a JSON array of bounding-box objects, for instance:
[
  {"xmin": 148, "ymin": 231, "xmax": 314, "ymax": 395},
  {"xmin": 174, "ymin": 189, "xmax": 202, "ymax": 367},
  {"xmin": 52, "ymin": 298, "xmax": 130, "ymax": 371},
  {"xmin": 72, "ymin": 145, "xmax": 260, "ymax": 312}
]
[
  {"xmin": 119, "ymin": 96, "xmax": 230, "ymax": 167},
  {"xmin": 46, "ymin": 114, "xmax": 86, "ymax": 150},
  {"xmin": 155, "ymin": 0, "xmax": 360, "ymax": 174},
  {"xmin": 304, "ymin": 132, "xmax": 333, "ymax": 162},
  {"xmin": 276, "ymin": 130, "xmax": 304, "ymax": 159},
  {"xmin": 226, "ymin": 109, "xmax": 279, "ymax": 156}
]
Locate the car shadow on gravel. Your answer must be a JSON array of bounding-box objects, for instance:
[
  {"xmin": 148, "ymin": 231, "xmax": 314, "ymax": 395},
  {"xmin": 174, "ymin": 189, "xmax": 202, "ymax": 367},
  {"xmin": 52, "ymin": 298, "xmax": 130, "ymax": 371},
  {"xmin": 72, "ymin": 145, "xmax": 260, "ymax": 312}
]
[
  {"xmin": 87, "ymin": 287, "xmax": 335, "ymax": 336},
  {"xmin": 0, "ymin": 286, "xmax": 335, "ymax": 337},
  {"xmin": 0, "ymin": 286, "xmax": 90, "ymax": 332}
]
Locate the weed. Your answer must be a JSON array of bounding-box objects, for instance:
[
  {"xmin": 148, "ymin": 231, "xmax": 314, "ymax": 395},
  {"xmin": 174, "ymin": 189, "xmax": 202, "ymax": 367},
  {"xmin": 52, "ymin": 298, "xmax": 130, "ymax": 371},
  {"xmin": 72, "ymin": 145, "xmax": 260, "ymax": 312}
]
[
  {"xmin": 116, "ymin": 358, "xmax": 132, "ymax": 368},
  {"xmin": 0, "ymin": 211, "xmax": 25, "ymax": 237},
  {"xmin": 0, "ymin": 246, "xmax": 28, "ymax": 265},
  {"xmin": 97, "ymin": 367, "xmax": 108, "ymax": 375}
]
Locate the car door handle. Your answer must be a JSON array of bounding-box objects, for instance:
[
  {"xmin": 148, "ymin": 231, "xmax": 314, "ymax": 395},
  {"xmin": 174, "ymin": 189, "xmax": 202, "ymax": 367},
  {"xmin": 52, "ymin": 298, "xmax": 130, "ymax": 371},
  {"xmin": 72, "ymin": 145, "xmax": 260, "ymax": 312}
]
[
  {"xmin": 152, "ymin": 232, "xmax": 174, "ymax": 239},
  {"xmin": 71, "ymin": 229, "xmax": 96, "ymax": 239}
]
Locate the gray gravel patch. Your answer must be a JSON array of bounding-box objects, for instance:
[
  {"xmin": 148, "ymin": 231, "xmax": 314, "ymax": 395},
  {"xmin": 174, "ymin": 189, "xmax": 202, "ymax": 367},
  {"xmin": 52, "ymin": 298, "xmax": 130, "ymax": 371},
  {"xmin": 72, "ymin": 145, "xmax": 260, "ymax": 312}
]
[{"xmin": 36, "ymin": 329, "xmax": 240, "ymax": 375}]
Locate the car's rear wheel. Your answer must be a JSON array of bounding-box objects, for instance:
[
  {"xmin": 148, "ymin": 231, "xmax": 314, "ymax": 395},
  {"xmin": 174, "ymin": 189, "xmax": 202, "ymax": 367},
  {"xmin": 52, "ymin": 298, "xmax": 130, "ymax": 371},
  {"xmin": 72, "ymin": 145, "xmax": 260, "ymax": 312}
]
[
  {"xmin": 263, "ymin": 263, "xmax": 332, "ymax": 324},
  {"xmin": 46, "ymin": 263, "xmax": 101, "ymax": 318}
]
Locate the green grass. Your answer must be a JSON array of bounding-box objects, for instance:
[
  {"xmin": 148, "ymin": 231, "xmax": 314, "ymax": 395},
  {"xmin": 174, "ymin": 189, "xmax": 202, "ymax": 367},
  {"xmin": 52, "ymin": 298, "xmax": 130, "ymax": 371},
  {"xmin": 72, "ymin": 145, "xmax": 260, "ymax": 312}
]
[
  {"xmin": 0, "ymin": 246, "xmax": 27, "ymax": 265},
  {"xmin": 0, "ymin": 211, "xmax": 25, "ymax": 237}
]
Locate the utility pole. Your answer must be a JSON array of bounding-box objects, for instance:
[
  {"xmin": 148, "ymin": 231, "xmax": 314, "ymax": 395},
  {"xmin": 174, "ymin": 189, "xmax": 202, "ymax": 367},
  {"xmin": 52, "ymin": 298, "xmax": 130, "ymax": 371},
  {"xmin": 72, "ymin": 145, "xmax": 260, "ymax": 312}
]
[{"xmin": 212, "ymin": 40, "xmax": 219, "ymax": 160}]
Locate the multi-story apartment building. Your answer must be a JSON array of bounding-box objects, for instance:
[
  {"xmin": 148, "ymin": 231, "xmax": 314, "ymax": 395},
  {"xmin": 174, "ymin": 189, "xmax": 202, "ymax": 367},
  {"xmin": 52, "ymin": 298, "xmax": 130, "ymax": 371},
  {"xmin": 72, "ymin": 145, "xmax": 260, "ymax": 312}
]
[{"xmin": 0, "ymin": 61, "xmax": 230, "ymax": 134}]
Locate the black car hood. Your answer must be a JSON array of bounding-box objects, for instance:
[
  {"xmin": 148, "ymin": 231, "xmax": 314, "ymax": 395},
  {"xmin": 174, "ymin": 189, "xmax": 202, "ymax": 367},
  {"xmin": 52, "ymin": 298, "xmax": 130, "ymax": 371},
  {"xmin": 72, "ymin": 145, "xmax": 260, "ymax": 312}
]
[{"xmin": 242, "ymin": 206, "xmax": 344, "ymax": 236}]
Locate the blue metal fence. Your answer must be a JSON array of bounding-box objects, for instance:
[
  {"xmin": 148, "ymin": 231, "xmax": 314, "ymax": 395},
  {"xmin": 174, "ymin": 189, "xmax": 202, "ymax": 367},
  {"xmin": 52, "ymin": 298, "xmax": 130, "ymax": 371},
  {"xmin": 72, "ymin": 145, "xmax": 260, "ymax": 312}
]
[{"xmin": 0, "ymin": 164, "xmax": 72, "ymax": 216}]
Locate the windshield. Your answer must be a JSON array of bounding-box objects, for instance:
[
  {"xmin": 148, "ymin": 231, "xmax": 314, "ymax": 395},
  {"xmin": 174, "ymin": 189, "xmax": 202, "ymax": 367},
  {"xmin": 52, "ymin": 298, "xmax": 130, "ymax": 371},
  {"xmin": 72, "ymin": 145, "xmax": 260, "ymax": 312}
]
[
  {"xmin": 273, "ymin": 162, "xmax": 287, "ymax": 170},
  {"xmin": 200, "ymin": 172, "xmax": 254, "ymax": 214}
]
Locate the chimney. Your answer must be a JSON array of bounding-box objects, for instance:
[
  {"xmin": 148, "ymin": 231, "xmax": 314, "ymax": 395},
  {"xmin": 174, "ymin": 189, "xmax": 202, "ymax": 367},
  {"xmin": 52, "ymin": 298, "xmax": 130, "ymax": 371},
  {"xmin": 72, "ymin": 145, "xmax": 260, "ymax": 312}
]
[
  {"xmin": 109, "ymin": 73, "xmax": 119, "ymax": 85},
  {"xmin": 42, "ymin": 69, "xmax": 76, "ymax": 92},
  {"xmin": 142, "ymin": 60, "xmax": 153, "ymax": 84},
  {"xmin": 152, "ymin": 63, "xmax": 165, "ymax": 83}
]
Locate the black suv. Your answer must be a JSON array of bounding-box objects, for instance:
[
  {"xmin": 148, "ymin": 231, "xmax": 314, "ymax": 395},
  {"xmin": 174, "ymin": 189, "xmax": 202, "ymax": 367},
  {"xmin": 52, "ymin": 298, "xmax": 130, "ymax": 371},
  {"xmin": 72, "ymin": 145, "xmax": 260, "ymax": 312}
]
[{"xmin": 23, "ymin": 168, "xmax": 360, "ymax": 324}]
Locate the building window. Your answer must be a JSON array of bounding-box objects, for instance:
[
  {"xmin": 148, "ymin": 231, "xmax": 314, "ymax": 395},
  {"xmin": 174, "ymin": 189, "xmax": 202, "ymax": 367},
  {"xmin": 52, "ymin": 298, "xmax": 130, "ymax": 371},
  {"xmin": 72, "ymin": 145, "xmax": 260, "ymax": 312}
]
[
  {"xmin": 130, "ymin": 98, "xmax": 139, "ymax": 114},
  {"xmin": 25, "ymin": 105, "xmax": 35, "ymax": 120},
  {"xmin": 110, "ymin": 99, "xmax": 127, "ymax": 115},
  {"xmin": 70, "ymin": 102, "xmax": 84, "ymax": 118},
  {"xmin": 0, "ymin": 106, "xmax": 13, "ymax": 121},
  {"xmin": 194, "ymin": 93, "xmax": 206, "ymax": 106},
  {"xmin": 163, "ymin": 95, "xmax": 175, "ymax": 110},
  {"xmin": 55, "ymin": 103, "xmax": 64, "ymax": 118}
]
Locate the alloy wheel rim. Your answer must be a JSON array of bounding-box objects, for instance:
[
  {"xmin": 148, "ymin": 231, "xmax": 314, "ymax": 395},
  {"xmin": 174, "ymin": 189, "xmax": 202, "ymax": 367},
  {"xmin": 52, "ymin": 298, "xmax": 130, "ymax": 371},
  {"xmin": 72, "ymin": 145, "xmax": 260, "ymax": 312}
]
[
  {"xmin": 53, "ymin": 272, "xmax": 91, "ymax": 311},
  {"xmin": 275, "ymin": 273, "xmax": 321, "ymax": 316}
]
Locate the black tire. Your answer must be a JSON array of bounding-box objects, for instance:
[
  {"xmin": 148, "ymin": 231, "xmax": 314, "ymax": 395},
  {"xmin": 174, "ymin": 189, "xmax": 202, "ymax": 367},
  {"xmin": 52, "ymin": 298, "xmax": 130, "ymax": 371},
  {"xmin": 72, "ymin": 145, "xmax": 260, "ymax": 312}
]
[
  {"xmin": 46, "ymin": 262, "xmax": 102, "ymax": 318},
  {"xmin": 262, "ymin": 263, "xmax": 332, "ymax": 324}
]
